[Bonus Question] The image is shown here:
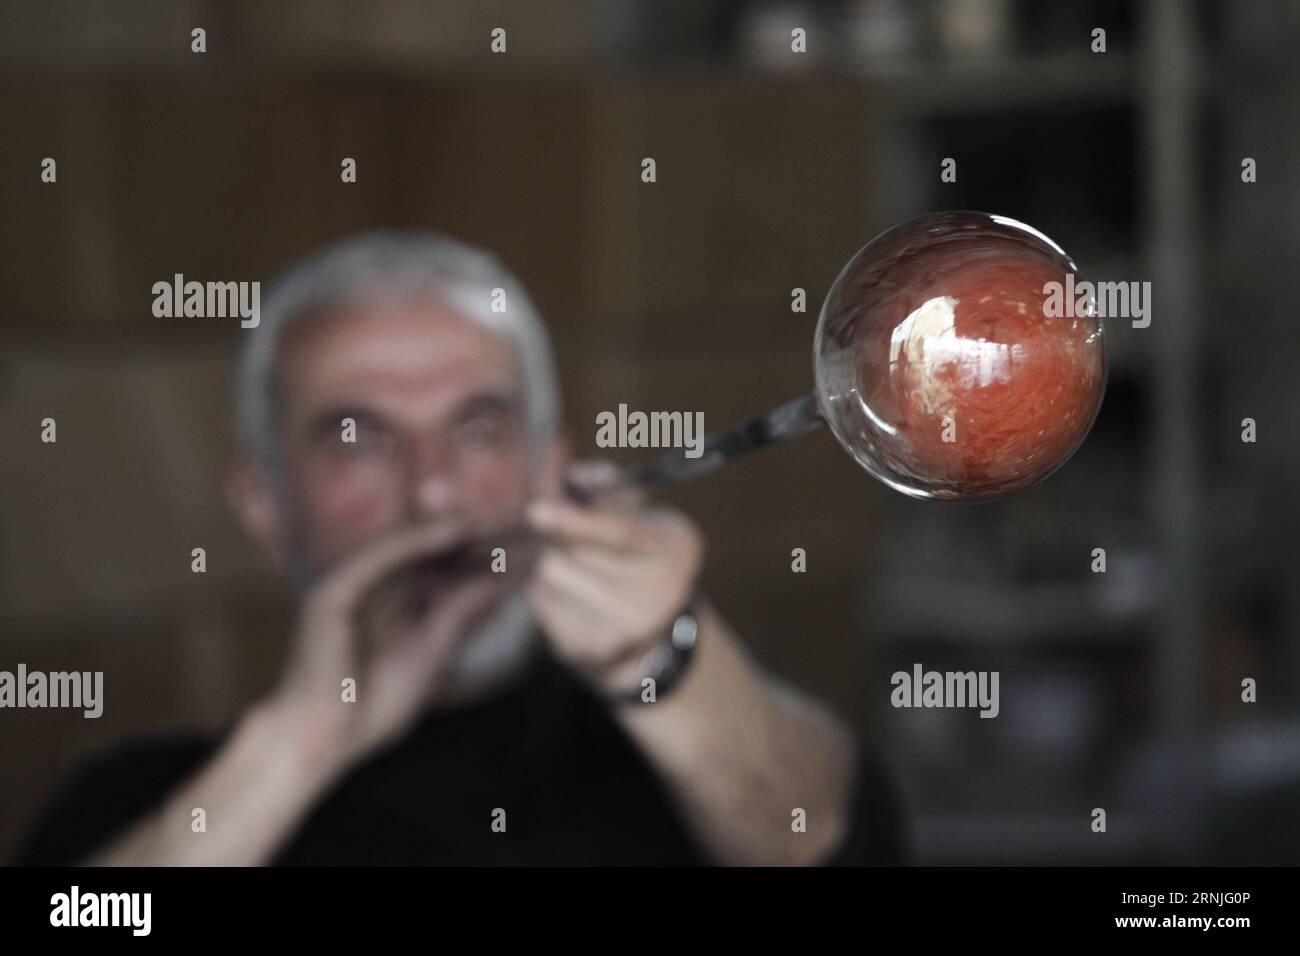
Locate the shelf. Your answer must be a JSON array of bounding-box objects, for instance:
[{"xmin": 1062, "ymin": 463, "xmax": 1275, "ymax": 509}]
[
  {"xmin": 867, "ymin": 577, "xmax": 1155, "ymax": 644},
  {"xmin": 851, "ymin": 52, "xmax": 1136, "ymax": 112}
]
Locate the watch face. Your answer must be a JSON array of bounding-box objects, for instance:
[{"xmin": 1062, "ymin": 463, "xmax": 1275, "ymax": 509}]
[{"xmin": 671, "ymin": 613, "xmax": 699, "ymax": 652}]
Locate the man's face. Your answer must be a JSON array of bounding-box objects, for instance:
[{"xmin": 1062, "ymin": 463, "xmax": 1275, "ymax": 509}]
[{"xmin": 274, "ymin": 295, "xmax": 536, "ymax": 579}]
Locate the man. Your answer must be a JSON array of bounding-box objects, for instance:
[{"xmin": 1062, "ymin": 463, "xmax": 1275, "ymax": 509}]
[{"xmin": 17, "ymin": 233, "xmax": 903, "ymax": 866}]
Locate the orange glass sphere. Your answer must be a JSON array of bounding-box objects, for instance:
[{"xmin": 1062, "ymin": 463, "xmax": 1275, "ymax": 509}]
[{"xmin": 814, "ymin": 212, "xmax": 1106, "ymax": 501}]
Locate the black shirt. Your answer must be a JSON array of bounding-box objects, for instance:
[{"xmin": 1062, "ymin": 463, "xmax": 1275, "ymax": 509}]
[{"xmin": 15, "ymin": 645, "xmax": 905, "ymax": 866}]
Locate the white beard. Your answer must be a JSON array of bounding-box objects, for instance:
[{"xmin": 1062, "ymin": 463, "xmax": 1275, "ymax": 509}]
[{"xmin": 442, "ymin": 589, "xmax": 539, "ymax": 688}]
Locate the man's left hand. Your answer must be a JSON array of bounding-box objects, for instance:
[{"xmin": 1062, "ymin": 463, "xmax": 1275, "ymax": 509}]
[{"xmin": 523, "ymin": 461, "xmax": 704, "ymax": 696}]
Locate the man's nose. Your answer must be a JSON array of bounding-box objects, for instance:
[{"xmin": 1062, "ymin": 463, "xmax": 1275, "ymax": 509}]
[{"xmin": 407, "ymin": 438, "xmax": 464, "ymax": 519}]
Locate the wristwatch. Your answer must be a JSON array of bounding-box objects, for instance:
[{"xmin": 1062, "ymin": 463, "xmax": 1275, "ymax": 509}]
[{"xmin": 610, "ymin": 606, "xmax": 700, "ymax": 705}]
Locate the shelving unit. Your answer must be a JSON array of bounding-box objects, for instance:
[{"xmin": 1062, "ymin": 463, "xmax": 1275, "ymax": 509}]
[{"xmin": 838, "ymin": 2, "xmax": 1183, "ymax": 865}]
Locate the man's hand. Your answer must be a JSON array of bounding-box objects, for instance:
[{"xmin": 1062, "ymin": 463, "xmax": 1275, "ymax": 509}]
[
  {"xmin": 523, "ymin": 462, "xmax": 704, "ymax": 696},
  {"xmin": 522, "ymin": 461, "xmax": 860, "ymax": 866},
  {"xmin": 271, "ymin": 521, "xmax": 511, "ymax": 772},
  {"xmin": 84, "ymin": 520, "xmax": 513, "ymax": 866}
]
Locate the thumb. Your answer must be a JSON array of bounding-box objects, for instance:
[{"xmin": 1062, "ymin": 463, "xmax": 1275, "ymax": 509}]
[
  {"xmin": 414, "ymin": 575, "xmax": 512, "ymax": 676},
  {"xmin": 563, "ymin": 459, "xmax": 643, "ymax": 511}
]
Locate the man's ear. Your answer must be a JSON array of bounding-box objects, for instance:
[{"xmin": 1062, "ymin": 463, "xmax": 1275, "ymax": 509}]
[{"xmin": 226, "ymin": 454, "xmax": 290, "ymax": 569}]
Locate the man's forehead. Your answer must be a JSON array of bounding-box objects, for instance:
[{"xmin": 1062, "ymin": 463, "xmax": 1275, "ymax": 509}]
[{"xmin": 277, "ymin": 298, "xmax": 523, "ymax": 407}]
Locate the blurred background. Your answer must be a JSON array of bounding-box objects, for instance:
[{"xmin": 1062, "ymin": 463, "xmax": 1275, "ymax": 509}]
[{"xmin": 2, "ymin": 0, "xmax": 1298, "ymax": 865}]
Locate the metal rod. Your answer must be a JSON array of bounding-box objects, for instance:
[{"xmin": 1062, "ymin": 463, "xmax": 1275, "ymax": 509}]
[
  {"xmin": 567, "ymin": 392, "xmax": 825, "ymax": 499},
  {"xmin": 401, "ymin": 394, "xmax": 826, "ymax": 581}
]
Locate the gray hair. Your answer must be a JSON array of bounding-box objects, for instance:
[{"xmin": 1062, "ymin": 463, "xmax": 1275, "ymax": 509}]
[{"xmin": 237, "ymin": 231, "xmax": 562, "ymax": 475}]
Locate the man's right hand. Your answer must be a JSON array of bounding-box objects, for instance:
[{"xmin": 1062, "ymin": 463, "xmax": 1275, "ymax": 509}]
[
  {"xmin": 86, "ymin": 522, "xmax": 508, "ymax": 866},
  {"xmin": 268, "ymin": 520, "xmax": 511, "ymax": 775}
]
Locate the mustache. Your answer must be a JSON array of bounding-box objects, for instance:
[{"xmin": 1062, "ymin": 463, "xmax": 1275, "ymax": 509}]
[
  {"xmin": 410, "ymin": 525, "xmax": 541, "ymax": 576},
  {"xmin": 288, "ymin": 509, "xmax": 549, "ymax": 604},
  {"xmin": 379, "ymin": 523, "xmax": 542, "ymax": 624}
]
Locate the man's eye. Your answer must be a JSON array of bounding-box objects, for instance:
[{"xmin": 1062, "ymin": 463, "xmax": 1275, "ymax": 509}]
[
  {"xmin": 345, "ymin": 425, "xmax": 395, "ymax": 455},
  {"xmin": 457, "ymin": 414, "xmax": 510, "ymax": 446}
]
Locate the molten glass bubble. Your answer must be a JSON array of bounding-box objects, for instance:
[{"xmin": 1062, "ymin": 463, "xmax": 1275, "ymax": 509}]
[{"xmin": 814, "ymin": 211, "xmax": 1106, "ymax": 501}]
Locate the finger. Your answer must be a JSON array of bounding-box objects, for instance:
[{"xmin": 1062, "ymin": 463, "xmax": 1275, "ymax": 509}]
[
  {"xmin": 311, "ymin": 521, "xmax": 473, "ymax": 623},
  {"xmin": 355, "ymin": 576, "xmax": 414, "ymax": 650},
  {"xmin": 526, "ymin": 578, "xmax": 627, "ymax": 668},
  {"xmin": 527, "ymin": 583, "xmax": 604, "ymax": 645},
  {"xmin": 527, "ymin": 576, "xmax": 662, "ymax": 683},
  {"xmin": 565, "ymin": 460, "xmax": 644, "ymax": 511},
  {"xmin": 368, "ymin": 576, "xmax": 509, "ymax": 709},
  {"xmin": 532, "ymin": 548, "xmax": 628, "ymax": 619},
  {"xmin": 413, "ymin": 575, "xmax": 507, "ymax": 669},
  {"xmin": 564, "ymin": 459, "xmax": 623, "ymax": 495},
  {"xmin": 530, "ymin": 547, "xmax": 687, "ymax": 655},
  {"xmin": 524, "ymin": 497, "xmax": 657, "ymax": 553},
  {"xmin": 598, "ymin": 485, "xmax": 647, "ymax": 513},
  {"xmin": 549, "ymin": 541, "xmax": 678, "ymax": 594}
]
